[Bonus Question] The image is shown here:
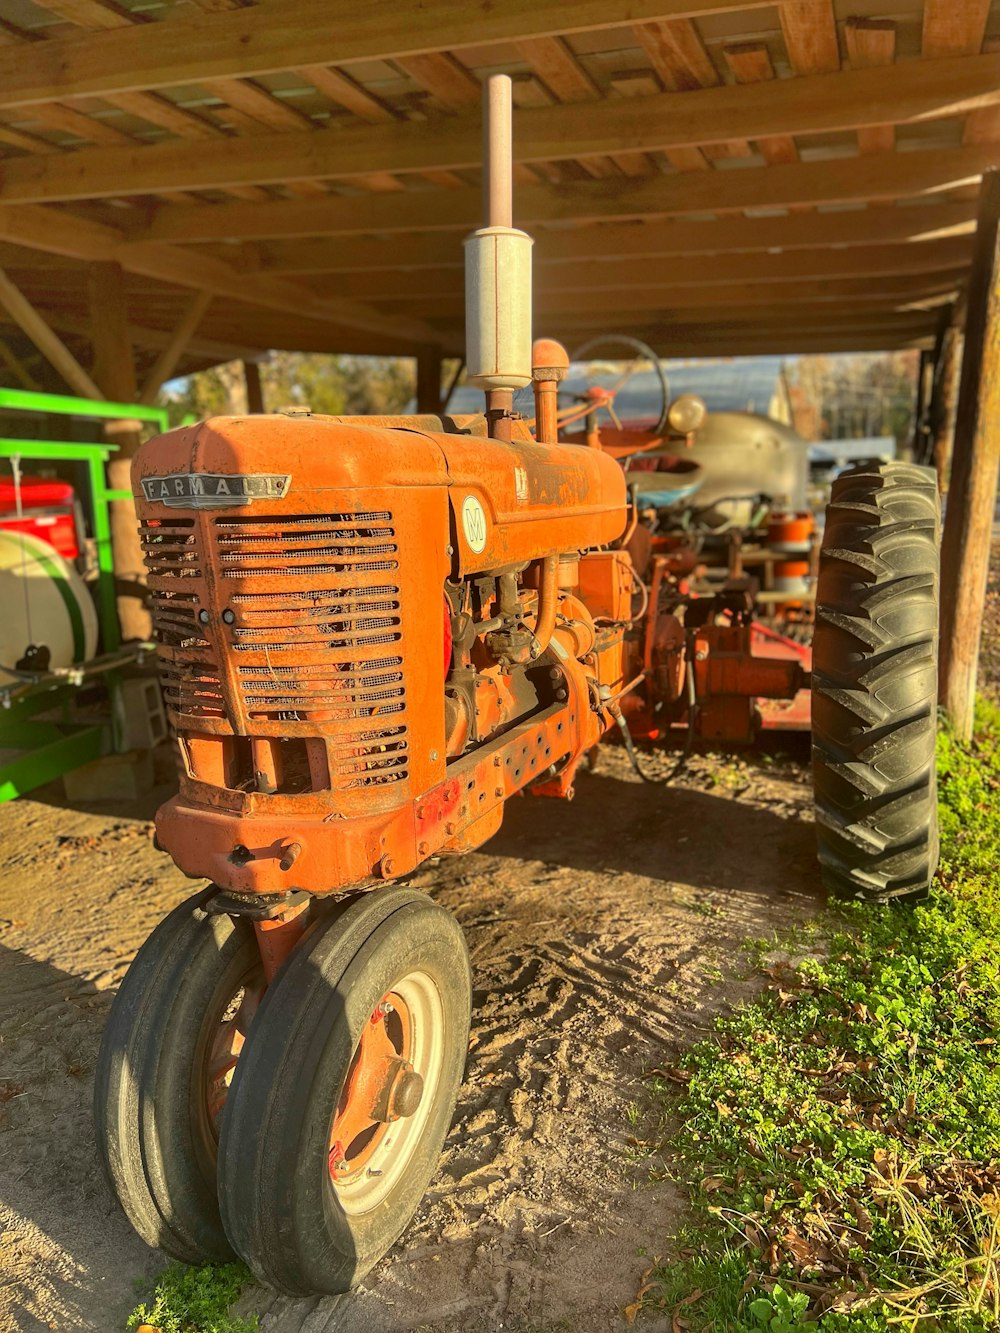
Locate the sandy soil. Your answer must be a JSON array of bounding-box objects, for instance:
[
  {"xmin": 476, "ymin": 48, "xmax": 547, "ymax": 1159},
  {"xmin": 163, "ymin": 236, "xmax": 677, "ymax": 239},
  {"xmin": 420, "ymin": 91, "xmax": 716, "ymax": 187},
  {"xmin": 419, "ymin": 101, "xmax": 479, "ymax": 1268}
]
[{"xmin": 0, "ymin": 738, "xmax": 821, "ymax": 1333}]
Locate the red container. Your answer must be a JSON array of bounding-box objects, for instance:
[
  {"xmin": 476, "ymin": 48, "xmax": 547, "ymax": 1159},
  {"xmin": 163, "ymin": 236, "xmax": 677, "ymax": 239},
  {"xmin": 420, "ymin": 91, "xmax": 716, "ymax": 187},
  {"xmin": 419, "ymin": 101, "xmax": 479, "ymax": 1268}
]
[{"xmin": 0, "ymin": 477, "xmax": 81, "ymax": 560}]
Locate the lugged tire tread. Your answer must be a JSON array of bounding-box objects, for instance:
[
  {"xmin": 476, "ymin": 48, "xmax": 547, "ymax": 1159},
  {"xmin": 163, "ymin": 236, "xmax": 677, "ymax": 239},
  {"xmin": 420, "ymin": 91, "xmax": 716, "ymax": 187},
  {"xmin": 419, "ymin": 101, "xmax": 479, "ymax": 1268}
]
[{"xmin": 812, "ymin": 461, "xmax": 940, "ymax": 904}]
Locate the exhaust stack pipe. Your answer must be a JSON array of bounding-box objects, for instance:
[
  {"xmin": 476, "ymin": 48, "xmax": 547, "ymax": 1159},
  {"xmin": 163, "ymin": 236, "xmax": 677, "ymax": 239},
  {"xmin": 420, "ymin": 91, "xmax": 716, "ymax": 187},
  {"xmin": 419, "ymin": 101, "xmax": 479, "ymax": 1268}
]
[{"xmin": 464, "ymin": 74, "xmax": 533, "ymax": 442}]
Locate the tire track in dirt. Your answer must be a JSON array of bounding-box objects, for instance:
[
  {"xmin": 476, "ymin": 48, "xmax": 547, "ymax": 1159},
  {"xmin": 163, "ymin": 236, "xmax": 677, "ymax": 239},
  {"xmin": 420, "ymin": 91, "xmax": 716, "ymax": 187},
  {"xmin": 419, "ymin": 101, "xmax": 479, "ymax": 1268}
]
[{"xmin": 1, "ymin": 744, "xmax": 820, "ymax": 1333}]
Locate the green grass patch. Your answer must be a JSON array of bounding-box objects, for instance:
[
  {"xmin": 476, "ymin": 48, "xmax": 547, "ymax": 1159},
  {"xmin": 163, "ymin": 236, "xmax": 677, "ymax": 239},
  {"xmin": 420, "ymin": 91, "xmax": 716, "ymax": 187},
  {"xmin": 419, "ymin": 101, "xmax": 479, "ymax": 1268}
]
[
  {"xmin": 126, "ymin": 1261, "xmax": 257, "ymax": 1333},
  {"xmin": 640, "ymin": 699, "xmax": 1000, "ymax": 1331}
]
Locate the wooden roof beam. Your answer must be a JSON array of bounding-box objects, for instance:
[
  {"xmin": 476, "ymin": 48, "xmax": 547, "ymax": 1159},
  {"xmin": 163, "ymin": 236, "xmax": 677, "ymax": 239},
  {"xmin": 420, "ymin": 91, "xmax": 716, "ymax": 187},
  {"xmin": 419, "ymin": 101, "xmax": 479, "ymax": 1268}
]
[
  {"xmin": 922, "ymin": 0, "xmax": 991, "ymax": 58},
  {"xmin": 7, "ymin": 52, "xmax": 997, "ymax": 205},
  {"xmin": 0, "ymin": 265, "xmax": 102, "ymax": 397},
  {"xmin": 317, "ymin": 244, "xmax": 973, "ymax": 298},
  {"xmin": 845, "ymin": 18, "xmax": 896, "ymax": 155},
  {"xmin": 224, "ymin": 203, "xmax": 981, "ymax": 274},
  {"xmin": 0, "ymin": 1, "xmax": 784, "ymax": 109},
  {"xmin": 0, "ymin": 202, "xmax": 450, "ymax": 350},
  {"xmin": 779, "ymin": 1, "xmax": 840, "ymax": 75},
  {"xmin": 131, "ymin": 143, "xmax": 1000, "ymax": 244},
  {"xmin": 396, "ymin": 279, "xmax": 962, "ymax": 317},
  {"xmin": 138, "ymin": 288, "xmax": 212, "ymax": 402}
]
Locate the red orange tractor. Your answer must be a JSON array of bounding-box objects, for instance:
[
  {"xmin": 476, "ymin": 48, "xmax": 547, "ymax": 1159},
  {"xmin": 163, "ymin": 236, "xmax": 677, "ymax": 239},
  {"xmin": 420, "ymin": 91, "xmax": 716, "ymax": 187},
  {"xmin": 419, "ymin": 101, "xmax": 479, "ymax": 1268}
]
[{"xmin": 95, "ymin": 76, "xmax": 941, "ymax": 1296}]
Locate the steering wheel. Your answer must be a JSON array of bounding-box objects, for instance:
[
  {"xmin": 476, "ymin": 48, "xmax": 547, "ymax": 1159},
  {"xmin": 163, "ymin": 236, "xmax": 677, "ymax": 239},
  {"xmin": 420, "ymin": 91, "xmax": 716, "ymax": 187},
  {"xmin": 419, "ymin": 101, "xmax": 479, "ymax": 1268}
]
[{"xmin": 568, "ymin": 335, "xmax": 671, "ymax": 437}]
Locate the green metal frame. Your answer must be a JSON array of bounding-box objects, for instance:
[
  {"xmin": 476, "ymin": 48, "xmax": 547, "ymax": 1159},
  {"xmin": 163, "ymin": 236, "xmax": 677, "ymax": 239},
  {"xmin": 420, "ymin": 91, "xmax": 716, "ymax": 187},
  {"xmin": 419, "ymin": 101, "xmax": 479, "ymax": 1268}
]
[
  {"xmin": 0, "ymin": 386, "xmax": 171, "ymax": 433},
  {"xmin": 0, "ymin": 388, "xmax": 170, "ymax": 800}
]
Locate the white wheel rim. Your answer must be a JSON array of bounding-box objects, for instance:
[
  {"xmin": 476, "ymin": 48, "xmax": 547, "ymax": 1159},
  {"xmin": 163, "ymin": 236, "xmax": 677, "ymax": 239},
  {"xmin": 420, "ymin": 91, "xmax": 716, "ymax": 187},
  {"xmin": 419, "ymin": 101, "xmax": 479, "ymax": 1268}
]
[{"xmin": 328, "ymin": 969, "xmax": 446, "ymax": 1215}]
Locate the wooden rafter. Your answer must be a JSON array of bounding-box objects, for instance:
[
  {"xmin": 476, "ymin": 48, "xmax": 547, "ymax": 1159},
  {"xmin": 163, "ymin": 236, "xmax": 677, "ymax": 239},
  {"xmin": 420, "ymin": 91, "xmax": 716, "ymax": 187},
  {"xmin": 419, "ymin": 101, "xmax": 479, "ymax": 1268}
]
[
  {"xmin": 0, "ymin": 266, "xmax": 102, "ymax": 397},
  {"xmin": 315, "ymin": 245, "xmax": 972, "ymax": 300},
  {"xmin": 0, "ymin": 2, "xmax": 780, "ymax": 109},
  {"xmin": 132, "ymin": 144, "xmax": 1000, "ymax": 245},
  {"xmin": 236, "ymin": 205, "xmax": 977, "ymax": 274},
  {"xmin": 0, "ymin": 203, "xmax": 448, "ymax": 350},
  {"xmin": 5, "ymin": 54, "xmax": 995, "ymax": 204},
  {"xmin": 138, "ymin": 289, "xmax": 212, "ymax": 403},
  {"xmin": 0, "ymin": 0, "xmax": 994, "ymax": 363}
]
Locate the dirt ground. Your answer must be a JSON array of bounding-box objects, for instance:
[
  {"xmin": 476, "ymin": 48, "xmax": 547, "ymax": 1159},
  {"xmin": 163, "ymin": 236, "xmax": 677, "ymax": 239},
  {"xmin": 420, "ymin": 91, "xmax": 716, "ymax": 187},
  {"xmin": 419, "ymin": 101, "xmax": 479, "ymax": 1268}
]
[{"xmin": 0, "ymin": 732, "xmax": 823, "ymax": 1333}]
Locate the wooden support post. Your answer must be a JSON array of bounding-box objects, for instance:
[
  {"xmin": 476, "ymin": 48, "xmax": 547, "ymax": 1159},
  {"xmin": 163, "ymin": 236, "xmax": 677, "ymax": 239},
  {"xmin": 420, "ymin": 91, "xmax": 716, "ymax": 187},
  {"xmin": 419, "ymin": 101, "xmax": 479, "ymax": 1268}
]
[
  {"xmin": 0, "ymin": 267, "xmax": 103, "ymax": 399},
  {"xmin": 89, "ymin": 261, "xmax": 151, "ymax": 643},
  {"xmin": 416, "ymin": 347, "xmax": 444, "ymax": 415},
  {"xmin": 139, "ymin": 290, "xmax": 212, "ymax": 404},
  {"xmin": 0, "ymin": 338, "xmax": 40, "ymax": 390},
  {"xmin": 938, "ymin": 170, "xmax": 1000, "ymax": 740},
  {"xmin": 930, "ymin": 318, "xmax": 963, "ymax": 494},
  {"xmin": 911, "ymin": 347, "xmax": 931, "ymax": 464},
  {"xmin": 244, "ymin": 359, "xmax": 265, "ymax": 413}
]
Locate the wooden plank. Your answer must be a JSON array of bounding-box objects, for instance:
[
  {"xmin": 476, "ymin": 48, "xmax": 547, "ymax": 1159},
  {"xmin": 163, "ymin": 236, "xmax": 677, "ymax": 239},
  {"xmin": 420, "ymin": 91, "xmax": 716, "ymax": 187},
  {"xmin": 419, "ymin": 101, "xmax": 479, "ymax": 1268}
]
[
  {"xmin": 516, "ymin": 36, "xmax": 599, "ymax": 102},
  {"xmin": 389, "ymin": 277, "xmax": 961, "ymax": 317},
  {"xmin": 636, "ymin": 18, "xmax": 748, "ymax": 163},
  {"xmin": 133, "ymin": 143, "xmax": 1000, "ymax": 243},
  {"xmin": 845, "ymin": 18, "xmax": 895, "ymax": 155},
  {"xmin": 939, "ymin": 169, "xmax": 1000, "ymax": 738},
  {"xmin": 0, "ymin": 1, "xmax": 783, "ymax": 109},
  {"xmin": 0, "ymin": 199, "xmax": 448, "ymax": 348},
  {"xmin": 0, "ymin": 123, "xmax": 61, "ymax": 154},
  {"xmin": 395, "ymin": 53, "xmax": 480, "ymax": 112},
  {"xmin": 0, "ymin": 337, "xmax": 40, "ymax": 389},
  {"xmin": 297, "ymin": 65, "xmax": 397, "ymax": 122},
  {"xmin": 322, "ymin": 244, "xmax": 973, "ymax": 298},
  {"xmin": 780, "ymin": 0, "xmax": 840, "ymax": 74},
  {"xmin": 0, "ymin": 265, "xmax": 102, "ymax": 397},
  {"xmin": 138, "ymin": 287, "xmax": 211, "ymax": 401},
  {"xmin": 29, "ymin": 101, "xmax": 135, "ymax": 146},
  {"xmin": 241, "ymin": 204, "xmax": 978, "ymax": 273},
  {"xmin": 102, "ymin": 89, "xmax": 225, "ymax": 139},
  {"xmin": 6, "ymin": 52, "xmax": 1000, "ymax": 203},
  {"xmin": 635, "ymin": 18, "xmax": 719, "ymax": 91},
  {"xmin": 723, "ymin": 42, "xmax": 797, "ymax": 165},
  {"xmin": 922, "ymin": 0, "xmax": 990, "ymax": 58},
  {"xmin": 29, "ymin": 0, "xmax": 129, "ymax": 28},
  {"xmin": 87, "ymin": 257, "xmax": 149, "ymax": 643},
  {"xmin": 120, "ymin": 241, "xmax": 452, "ymax": 347},
  {"xmin": 200, "ymin": 77, "xmax": 316, "ymax": 131}
]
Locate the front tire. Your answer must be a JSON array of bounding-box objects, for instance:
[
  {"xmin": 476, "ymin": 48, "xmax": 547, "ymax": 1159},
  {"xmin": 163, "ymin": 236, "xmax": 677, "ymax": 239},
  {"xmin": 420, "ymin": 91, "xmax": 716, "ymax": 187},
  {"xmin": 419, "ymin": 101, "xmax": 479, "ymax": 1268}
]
[
  {"xmin": 94, "ymin": 887, "xmax": 264, "ymax": 1262},
  {"xmin": 812, "ymin": 461, "xmax": 940, "ymax": 903},
  {"xmin": 218, "ymin": 888, "xmax": 472, "ymax": 1296}
]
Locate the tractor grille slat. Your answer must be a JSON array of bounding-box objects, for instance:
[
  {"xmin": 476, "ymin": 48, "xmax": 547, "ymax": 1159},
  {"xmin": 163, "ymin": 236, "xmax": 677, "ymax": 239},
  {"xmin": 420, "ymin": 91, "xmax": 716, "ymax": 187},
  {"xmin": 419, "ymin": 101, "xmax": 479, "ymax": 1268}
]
[{"xmin": 141, "ymin": 509, "xmax": 409, "ymax": 791}]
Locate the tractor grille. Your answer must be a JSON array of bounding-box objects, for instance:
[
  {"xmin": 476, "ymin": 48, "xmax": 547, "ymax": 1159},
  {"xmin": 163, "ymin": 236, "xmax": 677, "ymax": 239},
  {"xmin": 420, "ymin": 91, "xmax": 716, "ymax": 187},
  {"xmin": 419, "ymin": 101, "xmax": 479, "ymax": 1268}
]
[{"xmin": 141, "ymin": 511, "xmax": 410, "ymax": 790}]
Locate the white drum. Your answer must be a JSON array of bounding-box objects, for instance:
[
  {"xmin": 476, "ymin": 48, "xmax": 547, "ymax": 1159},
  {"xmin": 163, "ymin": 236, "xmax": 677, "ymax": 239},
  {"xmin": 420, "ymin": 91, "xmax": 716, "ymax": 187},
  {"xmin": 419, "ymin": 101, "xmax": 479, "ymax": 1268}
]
[{"xmin": 0, "ymin": 530, "xmax": 98, "ymax": 676}]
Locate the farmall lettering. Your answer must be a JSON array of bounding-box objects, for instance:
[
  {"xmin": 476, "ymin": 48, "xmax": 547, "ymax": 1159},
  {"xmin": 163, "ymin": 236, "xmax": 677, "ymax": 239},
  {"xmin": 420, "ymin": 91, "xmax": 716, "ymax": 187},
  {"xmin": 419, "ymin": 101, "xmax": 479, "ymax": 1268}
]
[{"xmin": 140, "ymin": 472, "xmax": 291, "ymax": 508}]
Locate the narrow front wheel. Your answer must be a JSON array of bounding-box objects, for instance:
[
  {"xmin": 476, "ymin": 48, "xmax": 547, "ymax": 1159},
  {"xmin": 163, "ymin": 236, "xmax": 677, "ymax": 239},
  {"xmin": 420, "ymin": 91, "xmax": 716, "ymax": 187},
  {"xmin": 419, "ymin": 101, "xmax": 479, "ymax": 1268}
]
[
  {"xmin": 94, "ymin": 887, "xmax": 265, "ymax": 1262},
  {"xmin": 218, "ymin": 889, "xmax": 472, "ymax": 1296}
]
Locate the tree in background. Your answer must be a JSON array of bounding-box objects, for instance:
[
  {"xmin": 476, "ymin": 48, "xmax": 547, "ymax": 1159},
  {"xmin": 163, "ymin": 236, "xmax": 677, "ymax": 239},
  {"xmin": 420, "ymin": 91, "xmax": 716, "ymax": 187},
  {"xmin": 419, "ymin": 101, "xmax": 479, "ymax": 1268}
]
[
  {"xmin": 160, "ymin": 352, "xmax": 417, "ymax": 424},
  {"xmin": 788, "ymin": 351, "xmax": 919, "ymax": 444}
]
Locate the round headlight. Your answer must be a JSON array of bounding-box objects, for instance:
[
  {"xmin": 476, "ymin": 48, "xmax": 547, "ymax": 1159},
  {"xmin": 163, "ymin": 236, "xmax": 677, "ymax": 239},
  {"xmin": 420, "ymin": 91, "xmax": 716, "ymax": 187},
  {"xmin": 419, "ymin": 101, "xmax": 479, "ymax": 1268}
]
[{"xmin": 667, "ymin": 394, "xmax": 707, "ymax": 434}]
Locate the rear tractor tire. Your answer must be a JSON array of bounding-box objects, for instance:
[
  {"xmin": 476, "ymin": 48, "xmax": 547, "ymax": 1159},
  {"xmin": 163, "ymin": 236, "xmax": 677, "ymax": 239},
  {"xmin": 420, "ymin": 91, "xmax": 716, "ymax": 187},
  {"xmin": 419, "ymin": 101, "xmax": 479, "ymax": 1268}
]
[{"xmin": 811, "ymin": 461, "xmax": 940, "ymax": 904}]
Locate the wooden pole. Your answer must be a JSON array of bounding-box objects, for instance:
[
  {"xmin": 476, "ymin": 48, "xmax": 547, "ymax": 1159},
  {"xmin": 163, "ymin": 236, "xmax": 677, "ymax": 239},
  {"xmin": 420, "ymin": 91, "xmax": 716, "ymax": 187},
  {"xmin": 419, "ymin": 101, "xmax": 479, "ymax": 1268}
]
[
  {"xmin": 911, "ymin": 347, "xmax": 931, "ymax": 463},
  {"xmin": 415, "ymin": 347, "xmax": 443, "ymax": 415},
  {"xmin": 0, "ymin": 267, "xmax": 103, "ymax": 400},
  {"xmin": 930, "ymin": 318, "xmax": 963, "ymax": 495},
  {"xmin": 938, "ymin": 170, "xmax": 1000, "ymax": 740},
  {"xmin": 89, "ymin": 261, "xmax": 151, "ymax": 643},
  {"xmin": 244, "ymin": 359, "xmax": 265, "ymax": 413},
  {"xmin": 139, "ymin": 290, "xmax": 212, "ymax": 404}
]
